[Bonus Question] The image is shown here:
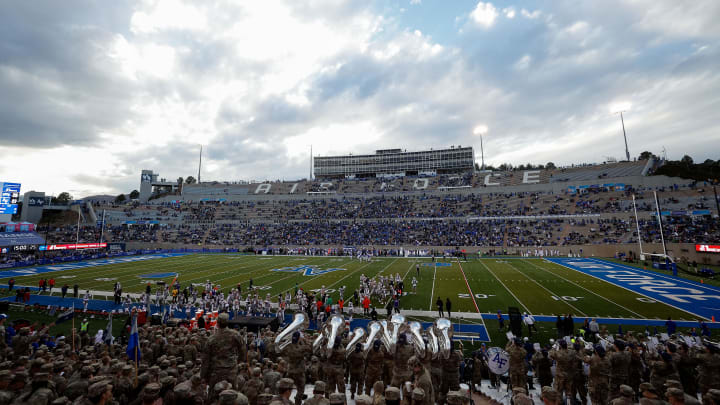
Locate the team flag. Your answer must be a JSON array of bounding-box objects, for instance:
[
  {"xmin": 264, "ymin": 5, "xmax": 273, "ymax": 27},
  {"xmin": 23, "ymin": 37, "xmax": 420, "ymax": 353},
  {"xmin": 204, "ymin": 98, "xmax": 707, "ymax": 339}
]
[
  {"xmin": 103, "ymin": 313, "xmax": 114, "ymax": 345},
  {"xmin": 56, "ymin": 306, "xmax": 74, "ymax": 324},
  {"xmin": 126, "ymin": 313, "xmax": 141, "ymax": 361}
]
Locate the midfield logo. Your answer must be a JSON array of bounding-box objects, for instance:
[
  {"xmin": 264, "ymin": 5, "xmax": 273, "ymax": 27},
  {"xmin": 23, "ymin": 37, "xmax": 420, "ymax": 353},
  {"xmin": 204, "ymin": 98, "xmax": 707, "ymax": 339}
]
[{"xmin": 272, "ymin": 265, "xmax": 346, "ymax": 276}]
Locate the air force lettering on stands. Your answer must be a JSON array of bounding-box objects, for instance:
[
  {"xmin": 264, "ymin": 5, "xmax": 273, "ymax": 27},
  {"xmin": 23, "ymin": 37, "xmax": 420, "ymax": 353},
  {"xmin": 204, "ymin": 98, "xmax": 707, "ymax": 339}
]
[{"xmin": 253, "ymin": 170, "xmax": 543, "ymax": 194}]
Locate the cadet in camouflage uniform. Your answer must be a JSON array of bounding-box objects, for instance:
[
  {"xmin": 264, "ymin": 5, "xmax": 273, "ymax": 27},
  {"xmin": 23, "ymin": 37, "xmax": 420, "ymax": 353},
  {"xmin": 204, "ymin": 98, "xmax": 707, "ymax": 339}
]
[
  {"xmin": 571, "ymin": 343, "xmax": 588, "ymax": 405},
  {"xmin": 247, "ymin": 367, "xmax": 266, "ymax": 405},
  {"xmin": 391, "ymin": 334, "xmax": 414, "ymax": 388},
  {"xmin": 610, "ymin": 385, "xmax": 634, "ymax": 405},
  {"xmin": 607, "ymin": 340, "xmax": 630, "ymax": 401},
  {"xmin": 531, "ymin": 349, "xmax": 553, "ymax": 389},
  {"xmin": 280, "ymin": 332, "xmax": 310, "ymax": 405},
  {"xmin": 347, "ymin": 343, "xmax": 366, "ymax": 399},
  {"xmin": 365, "ymin": 341, "xmax": 385, "ymax": 395},
  {"xmin": 439, "ymin": 341, "xmax": 463, "ymax": 402},
  {"xmin": 505, "ymin": 339, "xmax": 527, "ymax": 392},
  {"xmin": 549, "ymin": 340, "xmax": 575, "ymax": 401},
  {"xmin": 201, "ymin": 313, "xmax": 247, "ymax": 392},
  {"xmin": 325, "ymin": 336, "xmax": 346, "ymax": 395},
  {"xmin": 15, "ymin": 372, "xmax": 56, "ymax": 405},
  {"xmin": 273, "ymin": 378, "xmax": 295, "ymax": 405},
  {"xmin": 409, "ymin": 356, "xmax": 434, "ymax": 405},
  {"xmin": 585, "ymin": 345, "xmax": 610, "ymax": 405},
  {"xmin": 264, "ymin": 363, "xmax": 282, "ymax": 395},
  {"xmin": 695, "ymin": 343, "xmax": 720, "ymax": 395},
  {"xmin": 304, "ymin": 381, "xmax": 330, "ymax": 405}
]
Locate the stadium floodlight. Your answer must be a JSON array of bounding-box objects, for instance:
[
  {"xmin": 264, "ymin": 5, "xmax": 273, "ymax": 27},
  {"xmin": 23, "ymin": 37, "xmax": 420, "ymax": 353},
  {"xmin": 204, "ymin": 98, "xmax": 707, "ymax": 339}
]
[
  {"xmin": 473, "ymin": 125, "xmax": 488, "ymax": 170},
  {"xmin": 610, "ymin": 102, "xmax": 632, "ymax": 162}
]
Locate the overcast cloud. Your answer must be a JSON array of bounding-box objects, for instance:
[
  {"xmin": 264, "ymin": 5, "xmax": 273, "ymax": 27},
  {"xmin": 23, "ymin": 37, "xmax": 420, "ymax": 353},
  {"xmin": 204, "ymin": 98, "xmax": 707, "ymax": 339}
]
[{"xmin": 1, "ymin": 0, "xmax": 719, "ymax": 197}]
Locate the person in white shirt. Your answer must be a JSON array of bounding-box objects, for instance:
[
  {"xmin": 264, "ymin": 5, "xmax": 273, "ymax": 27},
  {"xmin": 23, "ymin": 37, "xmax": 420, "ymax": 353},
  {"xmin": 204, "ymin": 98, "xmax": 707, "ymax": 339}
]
[{"xmin": 523, "ymin": 312, "xmax": 538, "ymax": 336}]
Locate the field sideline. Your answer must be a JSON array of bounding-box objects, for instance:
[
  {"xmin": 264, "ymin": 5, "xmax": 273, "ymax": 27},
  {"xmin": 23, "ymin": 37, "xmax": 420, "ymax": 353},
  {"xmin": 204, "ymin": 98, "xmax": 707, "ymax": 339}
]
[{"xmin": 0, "ymin": 254, "xmax": 709, "ymax": 321}]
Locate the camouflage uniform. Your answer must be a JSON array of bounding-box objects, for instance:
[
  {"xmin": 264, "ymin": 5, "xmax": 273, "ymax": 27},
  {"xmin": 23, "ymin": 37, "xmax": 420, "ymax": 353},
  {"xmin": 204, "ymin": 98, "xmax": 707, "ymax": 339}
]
[
  {"xmin": 390, "ymin": 342, "xmax": 414, "ymax": 387},
  {"xmin": 506, "ymin": 341, "xmax": 527, "ymax": 392},
  {"xmin": 695, "ymin": 348, "xmax": 720, "ymax": 394},
  {"xmin": 245, "ymin": 368, "xmax": 265, "ymax": 405},
  {"xmin": 201, "ymin": 314, "xmax": 247, "ymax": 390},
  {"xmin": 410, "ymin": 357, "xmax": 434, "ymax": 405},
  {"xmin": 531, "ymin": 351, "xmax": 553, "ymax": 389},
  {"xmin": 264, "ymin": 367, "xmax": 282, "ymax": 395},
  {"xmin": 282, "ymin": 339, "xmax": 310, "ymax": 405},
  {"xmin": 439, "ymin": 348, "xmax": 462, "ymax": 401},
  {"xmin": 365, "ymin": 345, "xmax": 385, "ymax": 395},
  {"xmin": 607, "ymin": 343, "xmax": 630, "ymax": 401},
  {"xmin": 326, "ymin": 345, "xmax": 346, "ymax": 395},
  {"xmin": 347, "ymin": 348, "xmax": 366, "ymax": 397},
  {"xmin": 304, "ymin": 381, "xmax": 330, "ymax": 405},
  {"xmin": 587, "ymin": 353, "xmax": 610, "ymax": 405},
  {"xmin": 550, "ymin": 344, "xmax": 576, "ymax": 400}
]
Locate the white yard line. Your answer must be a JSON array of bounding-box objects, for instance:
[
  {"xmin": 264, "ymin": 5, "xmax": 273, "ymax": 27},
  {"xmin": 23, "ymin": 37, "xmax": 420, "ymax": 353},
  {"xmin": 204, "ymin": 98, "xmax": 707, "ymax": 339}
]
[
  {"xmin": 477, "ymin": 260, "xmax": 532, "ymax": 314},
  {"xmin": 526, "ymin": 259, "xmax": 645, "ymax": 319},
  {"xmin": 428, "ymin": 264, "xmax": 438, "ymax": 311},
  {"xmin": 504, "ymin": 261, "xmax": 587, "ymax": 317}
]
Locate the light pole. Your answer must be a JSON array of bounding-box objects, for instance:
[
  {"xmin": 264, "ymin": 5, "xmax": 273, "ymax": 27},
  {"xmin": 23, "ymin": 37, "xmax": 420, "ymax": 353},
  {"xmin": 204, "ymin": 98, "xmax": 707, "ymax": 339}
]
[
  {"xmin": 473, "ymin": 125, "xmax": 488, "ymax": 170},
  {"xmin": 615, "ymin": 110, "xmax": 630, "ymax": 161}
]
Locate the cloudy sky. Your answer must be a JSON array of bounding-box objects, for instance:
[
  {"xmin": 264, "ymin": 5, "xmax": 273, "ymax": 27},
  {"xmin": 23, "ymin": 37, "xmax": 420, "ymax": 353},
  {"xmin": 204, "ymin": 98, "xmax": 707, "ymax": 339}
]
[{"xmin": 1, "ymin": 0, "xmax": 719, "ymax": 198}]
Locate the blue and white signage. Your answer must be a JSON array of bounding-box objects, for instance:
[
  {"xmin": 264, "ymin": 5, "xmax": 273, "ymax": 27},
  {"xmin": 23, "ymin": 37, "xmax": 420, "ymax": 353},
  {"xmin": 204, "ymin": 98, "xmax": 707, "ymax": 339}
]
[
  {"xmin": 0, "ymin": 182, "xmax": 21, "ymax": 214},
  {"xmin": 272, "ymin": 265, "xmax": 346, "ymax": 276},
  {"xmin": 547, "ymin": 258, "xmax": 720, "ymax": 320}
]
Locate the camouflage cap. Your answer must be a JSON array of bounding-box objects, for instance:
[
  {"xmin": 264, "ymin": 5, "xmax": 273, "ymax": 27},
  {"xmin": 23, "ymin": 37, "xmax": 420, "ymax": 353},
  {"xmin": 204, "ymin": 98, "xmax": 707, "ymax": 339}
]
[
  {"xmin": 666, "ymin": 388, "xmax": 684, "ymax": 399},
  {"xmin": 706, "ymin": 390, "xmax": 720, "ymax": 402},
  {"xmin": 236, "ymin": 392, "xmax": 249, "ymax": 405},
  {"xmin": 258, "ymin": 393, "xmax": 274, "ymax": 405},
  {"xmin": 174, "ymin": 383, "xmax": 191, "ymax": 398},
  {"xmin": 51, "ymin": 397, "xmax": 70, "ymax": 405},
  {"xmin": 122, "ymin": 365, "xmax": 133, "ymax": 374},
  {"xmin": 218, "ymin": 389, "xmax": 240, "ymax": 405},
  {"xmin": 214, "ymin": 381, "xmax": 232, "ymax": 393},
  {"xmin": 329, "ymin": 392, "xmax": 346, "ymax": 405},
  {"xmin": 541, "ymin": 387, "xmax": 560, "ymax": 402},
  {"xmin": 620, "ymin": 385, "xmax": 634, "ymax": 397},
  {"xmin": 512, "ymin": 393, "xmax": 533, "ymax": 405},
  {"xmin": 11, "ymin": 371, "xmax": 28, "ymax": 383},
  {"xmin": 355, "ymin": 394, "xmax": 372, "ymax": 405},
  {"xmin": 0, "ymin": 370, "xmax": 11, "ymax": 381},
  {"xmin": 144, "ymin": 382, "xmax": 161, "ymax": 397},
  {"xmin": 446, "ymin": 391, "xmax": 464, "ymax": 405},
  {"xmin": 269, "ymin": 401, "xmax": 284, "ymax": 405},
  {"xmin": 313, "ymin": 381, "xmax": 326, "ymax": 393},
  {"xmin": 33, "ymin": 372, "xmax": 50, "ymax": 381},
  {"xmin": 639, "ymin": 382, "xmax": 658, "ymax": 394},
  {"xmin": 252, "ymin": 367, "xmax": 262, "ymax": 376},
  {"xmin": 160, "ymin": 376, "xmax": 177, "ymax": 387},
  {"xmin": 277, "ymin": 378, "xmax": 294, "ymax": 391},
  {"xmin": 664, "ymin": 380, "xmax": 682, "ymax": 389},
  {"xmin": 411, "ymin": 388, "xmax": 425, "ymax": 401},
  {"xmin": 88, "ymin": 381, "xmax": 112, "ymax": 398},
  {"xmin": 385, "ymin": 387, "xmax": 401, "ymax": 401}
]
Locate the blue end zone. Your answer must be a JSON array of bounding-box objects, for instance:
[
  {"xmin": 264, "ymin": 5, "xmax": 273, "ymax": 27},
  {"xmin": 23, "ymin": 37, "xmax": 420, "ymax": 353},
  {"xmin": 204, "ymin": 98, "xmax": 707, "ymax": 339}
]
[
  {"xmin": 0, "ymin": 253, "xmax": 186, "ymax": 279},
  {"xmin": 421, "ymin": 263, "xmax": 452, "ymax": 267},
  {"xmin": 546, "ymin": 257, "xmax": 720, "ymax": 321}
]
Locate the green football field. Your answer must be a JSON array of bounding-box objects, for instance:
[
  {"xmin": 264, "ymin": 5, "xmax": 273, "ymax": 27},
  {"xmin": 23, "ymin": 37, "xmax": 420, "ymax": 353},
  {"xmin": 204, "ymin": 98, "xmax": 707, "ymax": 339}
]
[{"xmin": 0, "ymin": 254, "xmax": 702, "ymax": 321}]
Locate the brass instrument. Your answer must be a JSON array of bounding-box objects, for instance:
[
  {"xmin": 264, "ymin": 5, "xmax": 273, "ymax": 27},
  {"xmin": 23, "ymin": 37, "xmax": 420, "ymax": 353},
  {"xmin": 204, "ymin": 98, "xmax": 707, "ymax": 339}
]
[
  {"xmin": 274, "ymin": 313, "xmax": 306, "ymax": 353},
  {"xmin": 345, "ymin": 327, "xmax": 366, "ymax": 358}
]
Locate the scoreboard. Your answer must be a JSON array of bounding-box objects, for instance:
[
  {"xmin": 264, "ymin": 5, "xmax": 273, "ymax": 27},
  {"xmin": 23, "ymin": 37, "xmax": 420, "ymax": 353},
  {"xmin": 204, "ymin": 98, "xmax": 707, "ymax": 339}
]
[{"xmin": 0, "ymin": 182, "xmax": 21, "ymax": 215}]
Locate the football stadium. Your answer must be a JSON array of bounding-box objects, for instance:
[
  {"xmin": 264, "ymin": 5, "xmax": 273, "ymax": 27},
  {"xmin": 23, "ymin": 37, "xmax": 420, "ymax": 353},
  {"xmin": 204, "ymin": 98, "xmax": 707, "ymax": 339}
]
[
  {"xmin": 2, "ymin": 2, "xmax": 720, "ymax": 404},
  {"xmin": 2, "ymin": 148, "xmax": 720, "ymax": 404}
]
